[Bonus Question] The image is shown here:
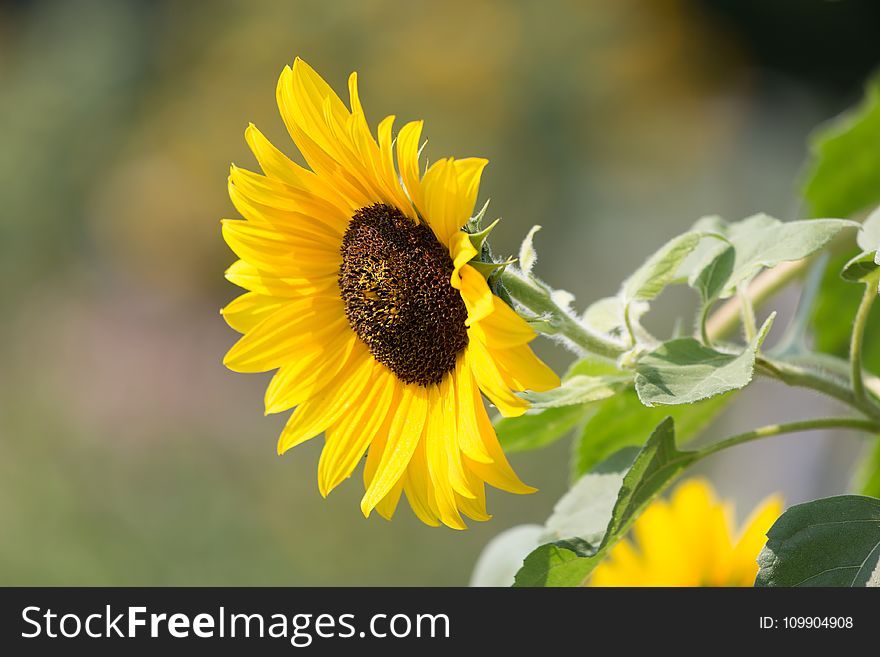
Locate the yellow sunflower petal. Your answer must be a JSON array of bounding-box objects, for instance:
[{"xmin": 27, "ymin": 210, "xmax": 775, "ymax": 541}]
[
  {"xmin": 224, "ymin": 259, "xmax": 336, "ymax": 299},
  {"xmin": 633, "ymin": 499, "xmax": 694, "ymax": 586},
  {"xmin": 452, "ymin": 157, "xmax": 488, "ymax": 221},
  {"xmin": 463, "ymin": 381, "xmax": 536, "ymax": 495},
  {"xmin": 362, "ymin": 396, "xmax": 406, "ymax": 521},
  {"xmin": 346, "ymin": 73, "xmax": 411, "ymax": 211},
  {"xmin": 424, "ymin": 385, "xmax": 468, "ymax": 529},
  {"xmin": 318, "ymin": 367, "xmax": 396, "ymax": 497},
  {"xmin": 244, "ymin": 123, "xmax": 311, "ymax": 187},
  {"xmin": 421, "ymin": 157, "xmax": 487, "ymax": 247},
  {"xmin": 452, "ymin": 354, "xmax": 494, "ymax": 464},
  {"xmin": 278, "ymin": 61, "xmax": 387, "ymax": 209},
  {"xmin": 449, "ymin": 230, "xmax": 478, "ymax": 290},
  {"xmin": 486, "ymin": 341, "xmax": 560, "ymax": 393},
  {"xmin": 421, "ymin": 158, "xmax": 460, "ymax": 245},
  {"xmin": 221, "ymin": 219, "xmax": 340, "ymax": 276},
  {"xmin": 437, "ymin": 374, "xmax": 475, "ymax": 500},
  {"xmin": 221, "ymin": 292, "xmax": 287, "ymax": 334},
  {"xmin": 223, "ymin": 295, "xmax": 347, "ymax": 373},
  {"xmin": 467, "ymin": 337, "xmax": 529, "ymax": 417},
  {"xmin": 456, "ymin": 468, "xmax": 491, "ymax": 522},
  {"xmin": 459, "ymin": 264, "xmax": 494, "ymax": 325},
  {"xmin": 375, "ymin": 479, "xmax": 405, "ymax": 521},
  {"xmin": 591, "ymin": 539, "xmax": 646, "ymax": 587},
  {"xmin": 396, "ymin": 119, "xmax": 425, "ymax": 216},
  {"xmin": 403, "ymin": 436, "xmax": 442, "ymax": 527},
  {"xmin": 277, "ymin": 350, "xmax": 375, "ymax": 454},
  {"xmin": 729, "ymin": 493, "xmax": 784, "ymax": 585},
  {"xmin": 468, "ymin": 295, "xmax": 537, "ymax": 348},
  {"xmin": 360, "ymin": 385, "xmax": 429, "ymax": 516},
  {"xmin": 228, "ymin": 165, "xmax": 349, "ymax": 231},
  {"xmin": 264, "ymin": 332, "xmax": 360, "ymax": 414}
]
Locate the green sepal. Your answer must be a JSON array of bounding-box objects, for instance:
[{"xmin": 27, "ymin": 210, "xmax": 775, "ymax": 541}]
[{"xmin": 466, "ymin": 216, "xmax": 501, "ymax": 255}]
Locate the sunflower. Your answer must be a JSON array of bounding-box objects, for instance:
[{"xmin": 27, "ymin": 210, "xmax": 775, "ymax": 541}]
[
  {"xmin": 221, "ymin": 58, "xmax": 559, "ymax": 529},
  {"xmin": 590, "ymin": 478, "xmax": 783, "ymax": 586}
]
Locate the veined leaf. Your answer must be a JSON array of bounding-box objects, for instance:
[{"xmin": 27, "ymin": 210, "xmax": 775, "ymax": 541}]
[
  {"xmin": 524, "ymin": 375, "xmax": 630, "ymax": 409},
  {"xmin": 686, "ymin": 214, "xmax": 855, "ymax": 301},
  {"xmin": 693, "ymin": 245, "xmax": 735, "ymax": 304},
  {"xmin": 541, "ymin": 472, "xmax": 626, "ymax": 546},
  {"xmin": 756, "ymin": 495, "xmax": 880, "ymax": 587},
  {"xmin": 634, "ymin": 314, "xmax": 775, "ymax": 406},
  {"xmin": 621, "ymin": 231, "xmax": 702, "ymax": 305}
]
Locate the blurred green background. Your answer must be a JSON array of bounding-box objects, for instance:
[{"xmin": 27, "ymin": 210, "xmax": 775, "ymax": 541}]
[{"xmin": 2, "ymin": 0, "xmax": 879, "ymax": 585}]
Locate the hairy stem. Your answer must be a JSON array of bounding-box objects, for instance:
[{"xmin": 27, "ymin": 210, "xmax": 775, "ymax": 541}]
[
  {"xmin": 738, "ymin": 284, "xmax": 757, "ymax": 342},
  {"xmin": 756, "ymin": 354, "xmax": 880, "ymax": 422},
  {"xmin": 696, "ymin": 417, "xmax": 880, "ymax": 460},
  {"xmin": 499, "ymin": 269, "xmax": 628, "ymax": 360}
]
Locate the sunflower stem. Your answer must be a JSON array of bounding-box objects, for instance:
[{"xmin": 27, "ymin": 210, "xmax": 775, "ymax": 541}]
[
  {"xmin": 695, "ymin": 417, "xmax": 880, "ymax": 460},
  {"xmin": 850, "ymin": 274, "xmax": 879, "ymax": 406},
  {"xmin": 756, "ymin": 354, "xmax": 880, "ymax": 422},
  {"xmin": 738, "ymin": 284, "xmax": 757, "ymax": 342},
  {"xmin": 499, "ymin": 269, "xmax": 628, "ymax": 360}
]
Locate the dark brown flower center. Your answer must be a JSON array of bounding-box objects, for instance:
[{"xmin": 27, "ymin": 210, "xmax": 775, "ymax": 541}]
[{"xmin": 338, "ymin": 203, "xmax": 469, "ymax": 386}]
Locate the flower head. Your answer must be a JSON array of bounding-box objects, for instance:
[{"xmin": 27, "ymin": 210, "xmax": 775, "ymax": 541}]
[
  {"xmin": 590, "ymin": 478, "xmax": 783, "ymax": 586},
  {"xmin": 221, "ymin": 58, "xmax": 559, "ymax": 529}
]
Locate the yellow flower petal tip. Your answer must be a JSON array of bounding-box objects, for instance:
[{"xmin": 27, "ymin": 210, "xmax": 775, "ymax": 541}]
[
  {"xmin": 221, "ymin": 58, "xmax": 558, "ymax": 529},
  {"xmin": 590, "ymin": 477, "xmax": 784, "ymax": 587}
]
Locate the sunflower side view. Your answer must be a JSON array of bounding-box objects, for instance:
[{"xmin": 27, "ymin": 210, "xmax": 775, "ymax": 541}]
[{"xmin": 220, "ymin": 58, "xmax": 559, "ymax": 530}]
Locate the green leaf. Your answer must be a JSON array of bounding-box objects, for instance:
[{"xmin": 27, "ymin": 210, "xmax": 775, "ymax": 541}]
[
  {"xmin": 524, "ymin": 375, "xmax": 630, "ymax": 409},
  {"xmin": 572, "ymin": 388, "xmax": 731, "ymax": 478},
  {"xmin": 855, "ymin": 440, "xmax": 880, "ymax": 498},
  {"xmin": 634, "ymin": 314, "xmax": 775, "ymax": 406},
  {"xmin": 693, "ymin": 245, "xmax": 735, "ymax": 305},
  {"xmin": 756, "ymin": 495, "xmax": 880, "ymax": 587},
  {"xmin": 514, "ymin": 418, "xmax": 697, "ymax": 586},
  {"xmin": 513, "ymin": 544, "xmax": 596, "ymax": 587},
  {"xmin": 542, "ymin": 472, "xmax": 626, "ymax": 546},
  {"xmin": 841, "ymin": 251, "xmax": 879, "ymax": 282},
  {"xmin": 495, "ymin": 356, "xmax": 629, "ymax": 453},
  {"xmin": 495, "ymin": 404, "xmax": 594, "ymax": 453},
  {"xmin": 518, "ymin": 225, "xmax": 541, "ymax": 276},
  {"xmin": 857, "ymin": 206, "xmax": 880, "ymax": 254},
  {"xmin": 599, "ymin": 418, "xmax": 697, "ymax": 542},
  {"xmin": 803, "ymin": 77, "xmax": 880, "ymax": 218},
  {"xmin": 678, "ymin": 214, "xmax": 858, "ymax": 306},
  {"xmin": 621, "ymin": 231, "xmax": 702, "ymax": 304},
  {"xmin": 564, "ymin": 356, "xmax": 627, "ymax": 379},
  {"xmin": 701, "ymin": 215, "xmax": 855, "ymax": 299}
]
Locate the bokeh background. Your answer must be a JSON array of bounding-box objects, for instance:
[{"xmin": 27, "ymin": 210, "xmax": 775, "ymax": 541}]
[{"xmin": 2, "ymin": 0, "xmax": 879, "ymax": 585}]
